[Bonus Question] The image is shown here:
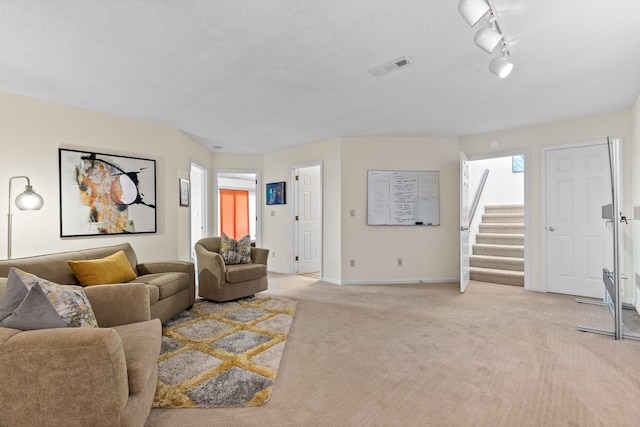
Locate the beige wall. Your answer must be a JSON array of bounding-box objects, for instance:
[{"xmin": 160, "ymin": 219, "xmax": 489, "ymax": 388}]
[
  {"xmin": 261, "ymin": 136, "xmax": 459, "ymax": 284},
  {"xmin": 263, "ymin": 138, "xmax": 342, "ymax": 282},
  {"xmin": 631, "ymin": 95, "xmax": 640, "ymax": 310},
  {"xmin": 340, "ymin": 137, "xmax": 460, "ymax": 284},
  {"xmin": 0, "ymin": 91, "xmax": 210, "ymax": 262},
  {"xmin": 4, "ymin": 89, "xmax": 636, "ymax": 295},
  {"xmin": 460, "ymin": 110, "xmax": 633, "ymax": 294},
  {"xmin": 211, "ymin": 153, "xmax": 263, "ymax": 171}
]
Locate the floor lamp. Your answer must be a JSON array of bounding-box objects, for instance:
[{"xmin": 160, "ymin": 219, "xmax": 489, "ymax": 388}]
[{"xmin": 7, "ymin": 176, "xmax": 44, "ymax": 259}]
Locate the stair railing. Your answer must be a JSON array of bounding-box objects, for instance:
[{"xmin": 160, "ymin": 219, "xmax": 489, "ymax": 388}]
[{"xmin": 469, "ymin": 169, "xmax": 489, "ymax": 226}]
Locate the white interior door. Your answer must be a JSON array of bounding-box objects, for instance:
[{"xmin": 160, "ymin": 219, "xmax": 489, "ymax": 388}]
[
  {"xmin": 460, "ymin": 151, "xmax": 471, "ymax": 292},
  {"xmin": 297, "ymin": 165, "xmax": 322, "ymax": 274},
  {"xmin": 545, "ymin": 143, "xmax": 611, "ymax": 298},
  {"xmin": 190, "ymin": 163, "xmax": 207, "ymax": 265}
]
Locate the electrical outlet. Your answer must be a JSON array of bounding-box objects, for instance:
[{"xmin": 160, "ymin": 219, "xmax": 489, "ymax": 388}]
[
  {"xmin": 350, "ymin": 209, "xmax": 355, "ymax": 217},
  {"xmin": 272, "ymin": 251, "xmax": 275, "ymax": 257},
  {"xmin": 397, "ymin": 258, "xmax": 403, "ymax": 267},
  {"xmin": 350, "ymin": 259, "xmax": 355, "ymax": 267},
  {"xmin": 271, "ymin": 210, "xmax": 275, "ymax": 216}
]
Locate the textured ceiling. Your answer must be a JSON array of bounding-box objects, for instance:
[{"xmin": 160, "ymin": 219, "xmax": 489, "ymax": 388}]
[{"xmin": 1, "ymin": 1, "xmax": 639, "ymax": 153}]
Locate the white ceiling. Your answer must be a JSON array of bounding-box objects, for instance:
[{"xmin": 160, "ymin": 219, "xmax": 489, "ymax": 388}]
[{"xmin": 1, "ymin": 1, "xmax": 639, "ymax": 153}]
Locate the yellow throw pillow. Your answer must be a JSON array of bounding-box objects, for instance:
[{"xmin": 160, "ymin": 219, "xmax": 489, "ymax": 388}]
[{"xmin": 67, "ymin": 250, "xmax": 137, "ymax": 286}]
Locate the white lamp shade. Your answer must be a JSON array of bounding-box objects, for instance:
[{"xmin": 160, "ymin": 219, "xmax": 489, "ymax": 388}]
[
  {"xmin": 458, "ymin": 0, "xmax": 490, "ymax": 27},
  {"xmin": 489, "ymin": 56, "xmax": 514, "ymax": 78},
  {"xmin": 474, "ymin": 27, "xmax": 503, "ymax": 53},
  {"xmin": 15, "ymin": 188, "xmax": 44, "ymax": 210}
]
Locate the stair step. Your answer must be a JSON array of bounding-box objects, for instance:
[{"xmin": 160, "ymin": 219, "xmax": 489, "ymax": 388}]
[
  {"xmin": 470, "ymin": 255, "xmax": 524, "ymax": 271},
  {"xmin": 476, "ymin": 233, "xmax": 524, "ymax": 246},
  {"xmin": 470, "ymin": 267, "xmax": 524, "ymax": 286},
  {"xmin": 479, "ymin": 223, "xmax": 524, "ymax": 234},
  {"xmin": 484, "ymin": 204, "xmax": 524, "ymax": 214},
  {"xmin": 472, "ymin": 244, "xmax": 524, "ymax": 258},
  {"xmin": 481, "ymin": 213, "xmax": 524, "ymax": 224}
]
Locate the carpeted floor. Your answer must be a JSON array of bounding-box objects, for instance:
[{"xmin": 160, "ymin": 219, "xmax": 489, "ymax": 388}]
[
  {"xmin": 153, "ymin": 295, "xmax": 297, "ymax": 408},
  {"xmin": 145, "ymin": 274, "xmax": 640, "ymax": 426}
]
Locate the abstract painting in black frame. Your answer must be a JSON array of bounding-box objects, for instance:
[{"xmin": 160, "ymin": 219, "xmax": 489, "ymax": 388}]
[{"xmin": 59, "ymin": 148, "xmax": 157, "ymax": 237}]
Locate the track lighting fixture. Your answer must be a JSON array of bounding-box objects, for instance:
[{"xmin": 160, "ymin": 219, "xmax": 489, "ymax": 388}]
[
  {"xmin": 458, "ymin": 0, "xmax": 514, "ymax": 77},
  {"xmin": 474, "ymin": 17, "xmax": 502, "ymax": 53},
  {"xmin": 458, "ymin": 0, "xmax": 490, "ymax": 27},
  {"xmin": 489, "ymin": 45, "xmax": 513, "ymax": 78}
]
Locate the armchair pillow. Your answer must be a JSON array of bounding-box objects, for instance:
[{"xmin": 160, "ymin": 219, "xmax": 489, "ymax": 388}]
[
  {"xmin": 219, "ymin": 233, "xmax": 252, "ymax": 265},
  {"xmin": 0, "ymin": 267, "xmax": 97, "ymax": 330},
  {"xmin": 67, "ymin": 250, "xmax": 137, "ymax": 286}
]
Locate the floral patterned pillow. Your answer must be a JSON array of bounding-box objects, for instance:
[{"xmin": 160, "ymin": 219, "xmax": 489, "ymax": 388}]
[
  {"xmin": 219, "ymin": 233, "xmax": 252, "ymax": 265},
  {"xmin": 0, "ymin": 267, "xmax": 98, "ymax": 330}
]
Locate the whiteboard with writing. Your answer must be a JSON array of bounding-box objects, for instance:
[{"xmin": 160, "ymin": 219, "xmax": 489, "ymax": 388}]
[{"xmin": 367, "ymin": 170, "xmax": 440, "ymax": 226}]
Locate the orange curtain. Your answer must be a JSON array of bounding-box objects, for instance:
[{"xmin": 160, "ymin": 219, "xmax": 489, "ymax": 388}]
[{"xmin": 219, "ymin": 189, "xmax": 249, "ymax": 239}]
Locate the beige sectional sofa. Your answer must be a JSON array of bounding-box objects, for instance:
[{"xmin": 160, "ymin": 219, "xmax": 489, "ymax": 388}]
[
  {"xmin": 0, "ymin": 282, "xmax": 161, "ymax": 426},
  {"xmin": 0, "ymin": 242, "xmax": 196, "ymax": 323},
  {"xmin": 0, "ymin": 243, "xmax": 197, "ymax": 426}
]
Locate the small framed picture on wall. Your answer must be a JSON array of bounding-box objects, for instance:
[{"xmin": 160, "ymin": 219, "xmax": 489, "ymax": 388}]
[
  {"xmin": 179, "ymin": 178, "xmax": 190, "ymax": 207},
  {"xmin": 266, "ymin": 181, "xmax": 286, "ymax": 205},
  {"xmin": 512, "ymin": 154, "xmax": 524, "ymax": 173}
]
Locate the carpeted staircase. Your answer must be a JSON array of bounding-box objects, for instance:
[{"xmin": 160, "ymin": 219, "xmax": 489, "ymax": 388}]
[{"xmin": 470, "ymin": 204, "xmax": 524, "ymax": 286}]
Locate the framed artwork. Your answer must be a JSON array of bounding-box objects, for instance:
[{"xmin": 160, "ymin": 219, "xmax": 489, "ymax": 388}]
[
  {"xmin": 179, "ymin": 178, "xmax": 190, "ymax": 207},
  {"xmin": 59, "ymin": 148, "xmax": 157, "ymax": 237},
  {"xmin": 266, "ymin": 181, "xmax": 286, "ymax": 205}
]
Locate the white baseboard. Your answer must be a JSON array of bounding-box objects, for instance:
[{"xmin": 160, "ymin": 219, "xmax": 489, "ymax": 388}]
[
  {"xmin": 339, "ymin": 278, "xmax": 458, "ymax": 286},
  {"xmin": 319, "ymin": 276, "xmax": 340, "ymax": 285},
  {"xmin": 267, "ymin": 271, "xmax": 457, "ymax": 286}
]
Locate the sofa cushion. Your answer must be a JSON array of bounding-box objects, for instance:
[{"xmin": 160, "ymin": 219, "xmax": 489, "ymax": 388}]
[
  {"xmin": 0, "ymin": 268, "xmax": 98, "ymax": 330},
  {"xmin": 0, "ymin": 252, "xmax": 86, "ymax": 285},
  {"xmin": 225, "ymin": 263, "xmax": 267, "ymax": 283},
  {"xmin": 219, "ymin": 233, "xmax": 252, "ymax": 265},
  {"xmin": 112, "ymin": 319, "xmax": 161, "ymax": 394},
  {"xmin": 145, "ymin": 284, "xmax": 160, "ymax": 305},
  {"xmin": 67, "ymin": 251, "xmax": 137, "ymax": 286},
  {"xmin": 133, "ymin": 273, "xmax": 188, "ymax": 299}
]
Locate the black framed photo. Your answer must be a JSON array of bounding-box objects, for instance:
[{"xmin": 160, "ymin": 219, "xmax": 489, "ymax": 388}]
[
  {"xmin": 266, "ymin": 181, "xmax": 286, "ymax": 205},
  {"xmin": 179, "ymin": 178, "xmax": 190, "ymax": 207},
  {"xmin": 59, "ymin": 148, "xmax": 157, "ymax": 237}
]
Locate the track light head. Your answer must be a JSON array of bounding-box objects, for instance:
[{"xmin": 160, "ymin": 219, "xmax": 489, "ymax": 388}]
[
  {"xmin": 474, "ymin": 26, "xmax": 503, "ymax": 53},
  {"xmin": 458, "ymin": 0, "xmax": 490, "ymax": 27},
  {"xmin": 459, "ymin": 1, "xmax": 514, "ymax": 78},
  {"xmin": 489, "ymin": 48, "xmax": 513, "ymax": 78}
]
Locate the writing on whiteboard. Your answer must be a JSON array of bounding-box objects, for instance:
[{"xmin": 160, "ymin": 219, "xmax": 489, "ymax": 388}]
[{"xmin": 367, "ymin": 170, "xmax": 440, "ymax": 226}]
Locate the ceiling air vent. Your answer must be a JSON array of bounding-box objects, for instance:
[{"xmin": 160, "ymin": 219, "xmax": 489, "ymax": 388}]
[{"xmin": 369, "ymin": 56, "xmax": 413, "ymax": 77}]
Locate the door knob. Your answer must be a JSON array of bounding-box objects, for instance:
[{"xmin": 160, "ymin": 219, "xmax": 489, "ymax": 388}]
[
  {"xmin": 458, "ymin": 226, "xmax": 469, "ymax": 231},
  {"xmin": 548, "ymin": 226, "xmax": 555, "ymax": 232}
]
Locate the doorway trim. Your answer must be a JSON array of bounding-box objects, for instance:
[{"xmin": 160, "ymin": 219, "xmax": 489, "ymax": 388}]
[
  {"xmin": 541, "ymin": 138, "xmax": 624, "ymax": 297},
  {"xmin": 290, "ymin": 161, "xmax": 323, "ymax": 278},
  {"xmin": 189, "ymin": 161, "xmax": 208, "ymax": 265},
  {"xmin": 465, "ymin": 150, "xmax": 530, "ymax": 291},
  {"xmin": 213, "ymin": 169, "xmax": 262, "ymax": 247}
]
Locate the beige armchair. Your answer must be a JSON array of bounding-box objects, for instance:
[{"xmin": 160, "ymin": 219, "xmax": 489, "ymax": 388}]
[
  {"xmin": 0, "ymin": 282, "xmax": 161, "ymax": 427},
  {"xmin": 195, "ymin": 237, "xmax": 269, "ymax": 302}
]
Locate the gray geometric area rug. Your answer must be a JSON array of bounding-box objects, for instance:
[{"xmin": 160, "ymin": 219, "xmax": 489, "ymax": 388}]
[{"xmin": 153, "ymin": 295, "xmax": 297, "ymax": 408}]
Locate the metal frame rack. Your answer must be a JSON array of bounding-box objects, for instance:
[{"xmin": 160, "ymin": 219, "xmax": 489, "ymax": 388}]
[{"xmin": 576, "ymin": 138, "xmax": 640, "ymax": 340}]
